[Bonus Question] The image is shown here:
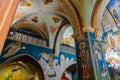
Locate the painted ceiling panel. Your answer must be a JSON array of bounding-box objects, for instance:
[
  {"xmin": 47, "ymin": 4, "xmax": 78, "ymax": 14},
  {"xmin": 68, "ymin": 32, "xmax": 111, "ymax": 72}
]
[{"xmin": 11, "ymin": 0, "xmax": 72, "ymax": 48}]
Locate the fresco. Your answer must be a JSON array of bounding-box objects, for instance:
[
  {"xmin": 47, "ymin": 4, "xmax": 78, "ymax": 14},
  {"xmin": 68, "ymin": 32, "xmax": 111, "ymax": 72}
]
[
  {"xmin": 13, "ymin": 0, "xmax": 38, "ymax": 21},
  {"xmin": 0, "ymin": 39, "xmax": 76, "ymax": 80},
  {"xmin": 107, "ymin": 0, "xmax": 120, "ymax": 28},
  {"xmin": 99, "ymin": 0, "xmax": 120, "ymax": 69},
  {"xmin": 79, "ymin": 41, "xmax": 90, "ymax": 79},
  {"xmin": 76, "ymin": 38, "xmax": 94, "ymax": 80},
  {"xmin": 0, "ymin": 62, "xmax": 40, "ymax": 80},
  {"xmin": 92, "ymin": 41, "xmax": 109, "ymax": 80},
  {"xmin": 101, "ymin": 14, "xmax": 112, "ymax": 33},
  {"xmin": 102, "ymin": 30, "xmax": 120, "ymax": 69},
  {"xmin": 60, "ymin": 27, "xmax": 75, "ymax": 47}
]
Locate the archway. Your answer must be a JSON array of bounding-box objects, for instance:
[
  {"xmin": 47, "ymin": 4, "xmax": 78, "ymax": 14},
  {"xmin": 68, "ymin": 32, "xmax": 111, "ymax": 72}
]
[
  {"xmin": 0, "ymin": 54, "xmax": 45, "ymax": 80},
  {"xmin": 61, "ymin": 63, "xmax": 77, "ymax": 80}
]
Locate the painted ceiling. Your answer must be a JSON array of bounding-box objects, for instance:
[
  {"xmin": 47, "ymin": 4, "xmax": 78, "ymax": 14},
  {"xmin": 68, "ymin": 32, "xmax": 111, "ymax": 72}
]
[
  {"xmin": 12, "ymin": 0, "xmax": 75, "ymax": 48},
  {"xmin": 9, "ymin": 0, "xmax": 120, "ymax": 69}
]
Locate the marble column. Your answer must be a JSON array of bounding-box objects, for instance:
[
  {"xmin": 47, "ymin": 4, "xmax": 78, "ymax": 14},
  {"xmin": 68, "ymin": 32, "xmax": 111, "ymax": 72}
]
[{"xmin": 0, "ymin": 0, "xmax": 18, "ymax": 54}]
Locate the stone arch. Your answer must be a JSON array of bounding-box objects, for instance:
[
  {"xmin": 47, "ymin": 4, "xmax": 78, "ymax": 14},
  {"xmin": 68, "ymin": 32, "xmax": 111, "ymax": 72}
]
[
  {"xmin": 54, "ymin": 23, "xmax": 71, "ymax": 56},
  {"xmin": 0, "ymin": 54, "xmax": 45, "ymax": 80}
]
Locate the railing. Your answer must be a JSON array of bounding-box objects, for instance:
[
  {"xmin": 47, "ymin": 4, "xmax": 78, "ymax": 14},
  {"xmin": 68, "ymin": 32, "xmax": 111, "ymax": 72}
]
[
  {"xmin": 7, "ymin": 31, "xmax": 76, "ymax": 54},
  {"xmin": 7, "ymin": 32, "xmax": 47, "ymax": 47},
  {"xmin": 60, "ymin": 44, "xmax": 76, "ymax": 54}
]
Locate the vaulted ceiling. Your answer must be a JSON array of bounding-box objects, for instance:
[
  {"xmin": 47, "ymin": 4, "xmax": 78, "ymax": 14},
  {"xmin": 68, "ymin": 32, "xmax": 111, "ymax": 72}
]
[{"xmin": 9, "ymin": 0, "xmax": 120, "ymax": 69}]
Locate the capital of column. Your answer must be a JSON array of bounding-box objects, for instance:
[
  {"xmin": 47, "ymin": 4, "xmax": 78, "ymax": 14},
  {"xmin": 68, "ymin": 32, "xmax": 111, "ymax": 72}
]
[{"xmin": 82, "ymin": 26, "xmax": 95, "ymax": 33}]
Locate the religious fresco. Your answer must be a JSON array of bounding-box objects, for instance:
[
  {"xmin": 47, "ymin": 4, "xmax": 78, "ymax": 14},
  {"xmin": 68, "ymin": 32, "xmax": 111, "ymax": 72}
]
[
  {"xmin": 102, "ymin": 30, "xmax": 120, "ymax": 69},
  {"xmin": 60, "ymin": 27, "xmax": 75, "ymax": 47},
  {"xmin": 107, "ymin": 0, "xmax": 120, "ymax": 28},
  {"xmin": 99, "ymin": 0, "xmax": 120, "ymax": 70},
  {"xmin": 101, "ymin": 14, "xmax": 112, "ymax": 33},
  {"xmin": 0, "ymin": 39, "xmax": 76, "ymax": 80},
  {"xmin": 76, "ymin": 39, "xmax": 94, "ymax": 80},
  {"xmin": 79, "ymin": 41, "xmax": 90, "ymax": 79},
  {"xmin": 92, "ymin": 41, "xmax": 110, "ymax": 80}
]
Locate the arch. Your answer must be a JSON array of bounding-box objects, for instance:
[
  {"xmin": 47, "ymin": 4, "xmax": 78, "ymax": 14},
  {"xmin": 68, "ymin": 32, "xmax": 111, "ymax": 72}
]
[
  {"xmin": 0, "ymin": 54, "xmax": 45, "ymax": 80},
  {"xmin": 13, "ymin": 23, "xmax": 48, "ymax": 40},
  {"xmin": 60, "ymin": 63, "xmax": 77, "ymax": 80},
  {"xmin": 54, "ymin": 23, "xmax": 70, "ymax": 56},
  {"xmin": 92, "ymin": 0, "xmax": 110, "ymax": 38}
]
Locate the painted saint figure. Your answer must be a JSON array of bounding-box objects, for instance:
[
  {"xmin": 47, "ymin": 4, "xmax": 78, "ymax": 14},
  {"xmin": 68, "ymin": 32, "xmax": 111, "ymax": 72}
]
[
  {"xmin": 3, "ymin": 42, "xmax": 22, "ymax": 58},
  {"xmin": 79, "ymin": 42, "xmax": 90, "ymax": 80},
  {"xmin": 93, "ymin": 42, "xmax": 107, "ymax": 79}
]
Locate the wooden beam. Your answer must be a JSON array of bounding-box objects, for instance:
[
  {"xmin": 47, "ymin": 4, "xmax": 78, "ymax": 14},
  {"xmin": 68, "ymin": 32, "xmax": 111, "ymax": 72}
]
[{"xmin": 0, "ymin": 0, "xmax": 18, "ymax": 54}]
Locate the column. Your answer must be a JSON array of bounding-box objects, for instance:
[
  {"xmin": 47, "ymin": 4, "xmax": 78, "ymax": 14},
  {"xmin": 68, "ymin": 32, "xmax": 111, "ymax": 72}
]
[
  {"xmin": 0, "ymin": 0, "xmax": 18, "ymax": 54},
  {"xmin": 75, "ymin": 26, "xmax": 111, "ymax": 80}
]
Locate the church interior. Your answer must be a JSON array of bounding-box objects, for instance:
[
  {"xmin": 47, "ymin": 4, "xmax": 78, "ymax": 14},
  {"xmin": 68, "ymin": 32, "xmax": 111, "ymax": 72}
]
[{"xmin": 0, "ymin": 0, "xmax": 120, "ymax": 80}]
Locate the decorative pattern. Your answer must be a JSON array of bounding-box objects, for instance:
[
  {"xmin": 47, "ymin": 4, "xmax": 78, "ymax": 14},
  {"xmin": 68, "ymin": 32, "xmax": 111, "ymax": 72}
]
[{"xmin": 8, "ymin": 32, "xmax": 47, "ymax": 47}]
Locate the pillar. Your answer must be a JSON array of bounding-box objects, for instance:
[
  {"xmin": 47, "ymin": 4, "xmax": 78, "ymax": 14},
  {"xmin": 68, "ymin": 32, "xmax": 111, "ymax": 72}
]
[
  {"xmin": 0, "ymin": 0, "xmax": 18, "ymax": 54},
  {"xmin": 75, "ymin": 26, "xmax": 111, "ymax": 80}
]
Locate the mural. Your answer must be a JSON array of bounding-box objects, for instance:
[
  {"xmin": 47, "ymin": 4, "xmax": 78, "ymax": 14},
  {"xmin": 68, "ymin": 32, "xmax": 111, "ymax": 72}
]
[
  {"xmin": 60, "ymin": 27, "xmax": 75, "ymax": 47},
  {"xmin": 79, "ymin": 41, "xmax": 90, "ymax": 79},
  {"xmin": 99, "ymin": 0, "xmax": 120, "ymax": 70},
  {"xmin": 39, "ymin": 52, "xmax": 76, "ymax": 80},
  {"xmin": 2, "ymin": 42, "xmax": 25, "ymax": 58},
  {"xmin": 101, "ymin": 14, "xmax": 112, "ymax": 33},
  {"xmin": 107, "ymin": 0, "xmax": 120, "ymax": 28},
  {"xmin": 0, "ymin": 39, "xmax": 76, "ymax": 80},
  {"xmin": 92, "ymin": 41, "xmax": 110, "ymax": 80},
  {"xmin": 0, "ymin": 62, "xmax": 40, "ymax": 80},
  {"xmin": 101, "ymin": 30, "xmax": 120, "ymax": 69}
]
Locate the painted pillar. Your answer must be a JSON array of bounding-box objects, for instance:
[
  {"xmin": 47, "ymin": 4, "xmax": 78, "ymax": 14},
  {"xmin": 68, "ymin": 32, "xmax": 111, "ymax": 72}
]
[
  {"xmin": 76, "ymin": 26, "xmax": 111, "ymax": 80},
  {"xmin": 0, "ymin": 0, "xmax": 18, "ymax": 54}
]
